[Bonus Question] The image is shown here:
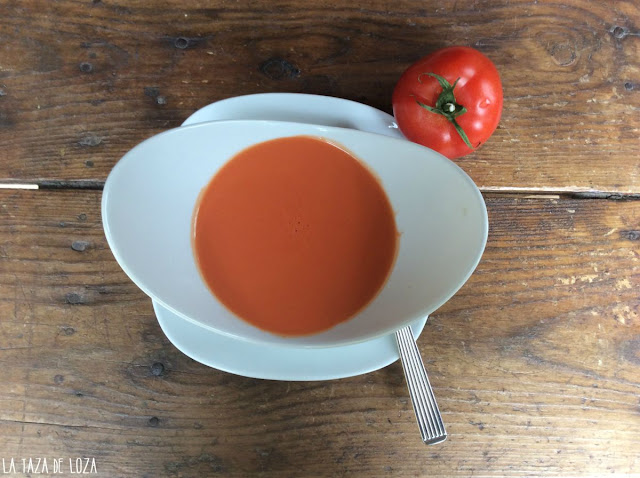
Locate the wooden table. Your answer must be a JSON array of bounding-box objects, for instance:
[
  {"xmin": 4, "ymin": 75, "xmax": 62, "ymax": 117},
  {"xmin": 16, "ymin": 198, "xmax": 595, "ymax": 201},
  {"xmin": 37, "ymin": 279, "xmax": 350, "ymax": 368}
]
[{"xmin": 1, "ymin": 1, "xmax": 638, "ymax": 476}]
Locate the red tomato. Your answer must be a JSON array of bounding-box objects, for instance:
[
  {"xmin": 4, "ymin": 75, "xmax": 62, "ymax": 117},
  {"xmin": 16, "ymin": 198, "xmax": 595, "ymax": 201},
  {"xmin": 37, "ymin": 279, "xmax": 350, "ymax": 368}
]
[{"xmin": 392, "ymin": 46, "xmax": 503, "ymax": 159}]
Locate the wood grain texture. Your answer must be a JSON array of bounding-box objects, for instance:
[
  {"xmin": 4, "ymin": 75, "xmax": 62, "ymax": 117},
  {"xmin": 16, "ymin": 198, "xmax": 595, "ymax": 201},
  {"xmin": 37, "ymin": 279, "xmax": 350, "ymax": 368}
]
[
  {"xmin": 0, "ymin": 0, "xmax": 639, "ymax": 192},
  {"xmin": 0, "ymin": 189, "xmax": 638, "ymax": 477}
]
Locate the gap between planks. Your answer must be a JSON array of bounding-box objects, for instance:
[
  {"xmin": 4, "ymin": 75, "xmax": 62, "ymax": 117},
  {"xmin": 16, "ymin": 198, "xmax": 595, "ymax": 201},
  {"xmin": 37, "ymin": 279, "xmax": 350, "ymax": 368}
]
[{"xmin": 1, "ymin": 181, "xmax": 640, "ymax": 200}]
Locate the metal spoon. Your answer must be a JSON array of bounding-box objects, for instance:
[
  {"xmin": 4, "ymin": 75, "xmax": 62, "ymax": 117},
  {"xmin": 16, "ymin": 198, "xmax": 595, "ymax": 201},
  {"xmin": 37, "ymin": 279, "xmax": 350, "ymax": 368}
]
[{"xmin": 395, "ymin": 324, "xmax": 447, "ymax": 444}]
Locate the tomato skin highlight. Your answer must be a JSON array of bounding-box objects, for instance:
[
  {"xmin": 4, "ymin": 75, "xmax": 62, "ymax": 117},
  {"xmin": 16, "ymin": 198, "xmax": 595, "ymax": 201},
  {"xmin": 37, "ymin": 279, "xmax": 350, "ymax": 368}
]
[{"xmin": 392, "ymin": 46, "xmax": 503, "ymax": 159}]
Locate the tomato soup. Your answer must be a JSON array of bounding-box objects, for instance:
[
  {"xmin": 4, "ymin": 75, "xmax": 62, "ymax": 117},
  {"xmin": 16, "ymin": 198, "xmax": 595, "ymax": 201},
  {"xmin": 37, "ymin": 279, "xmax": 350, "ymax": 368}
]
[{"xmin": 193, "ymin": 136, "xmax": 398, "ymax": 336}]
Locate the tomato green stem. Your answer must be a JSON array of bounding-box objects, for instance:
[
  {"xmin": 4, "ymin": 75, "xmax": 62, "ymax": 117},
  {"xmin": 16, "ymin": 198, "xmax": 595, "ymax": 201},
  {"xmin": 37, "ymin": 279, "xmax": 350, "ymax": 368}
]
[{"xmin": 416, "ymin": 73, "xmax": 473, "ymax": 149}]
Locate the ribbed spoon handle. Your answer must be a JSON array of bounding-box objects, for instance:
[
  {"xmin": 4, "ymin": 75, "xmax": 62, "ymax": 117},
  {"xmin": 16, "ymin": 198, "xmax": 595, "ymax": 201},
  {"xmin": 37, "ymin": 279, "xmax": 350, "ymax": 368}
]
[{"xmin": 395, "ymin": 325, "xmax": 447, "ymax": 445}]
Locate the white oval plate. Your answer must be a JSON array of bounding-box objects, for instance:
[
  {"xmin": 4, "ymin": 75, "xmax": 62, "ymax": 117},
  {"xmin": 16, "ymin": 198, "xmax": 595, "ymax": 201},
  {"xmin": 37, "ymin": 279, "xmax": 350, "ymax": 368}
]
[
  {"xmin": 151, "ymin": 94, "xmax": 425, "ymax": 380},
  {"xmin": 182, "ymin": 92, "xmax": 405, "ymax": 140},
  {"xmin": 154, "ymin": 300, "xmax": 426, "ymax": 381}
]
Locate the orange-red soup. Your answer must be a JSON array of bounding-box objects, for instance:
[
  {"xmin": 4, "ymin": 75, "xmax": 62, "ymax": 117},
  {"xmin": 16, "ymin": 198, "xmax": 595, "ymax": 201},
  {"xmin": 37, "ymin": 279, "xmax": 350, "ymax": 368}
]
[{"xmin": 193, "ymin": 136, "xmax": 398, "ymax": 336}]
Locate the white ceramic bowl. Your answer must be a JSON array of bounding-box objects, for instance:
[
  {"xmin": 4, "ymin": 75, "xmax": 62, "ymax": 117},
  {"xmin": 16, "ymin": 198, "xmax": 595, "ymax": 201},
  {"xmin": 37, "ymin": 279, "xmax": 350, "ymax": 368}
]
[{"xmin": 102, "ymin": 119, "xmax": 488, "ymax": 348}]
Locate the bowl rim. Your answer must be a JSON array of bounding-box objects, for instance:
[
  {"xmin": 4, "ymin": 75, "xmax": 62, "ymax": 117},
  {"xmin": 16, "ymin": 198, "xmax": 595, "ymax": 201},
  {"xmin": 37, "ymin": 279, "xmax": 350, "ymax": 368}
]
[{"xmin": 102, "ymin": 118, "xmax": 489, "ymax": 348}]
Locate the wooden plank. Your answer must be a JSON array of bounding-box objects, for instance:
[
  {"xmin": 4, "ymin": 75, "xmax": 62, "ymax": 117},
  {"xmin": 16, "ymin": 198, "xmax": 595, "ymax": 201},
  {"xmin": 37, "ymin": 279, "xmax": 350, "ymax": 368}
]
[
  {"xmin": 0, "ymin": 189, "xmax": 638, "ymax": 476},
  {"xmin": 1, "ymin": 0, "xmax": 639, "ymax": 192}
]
